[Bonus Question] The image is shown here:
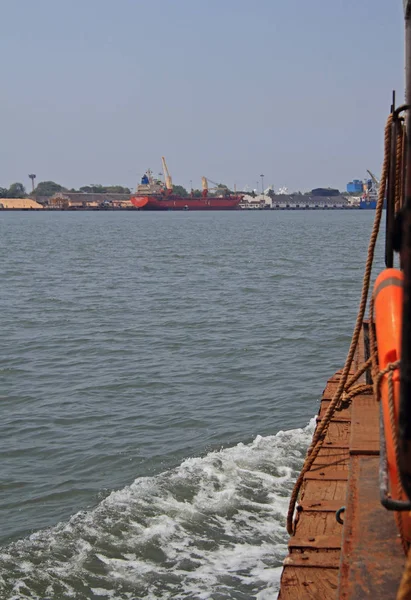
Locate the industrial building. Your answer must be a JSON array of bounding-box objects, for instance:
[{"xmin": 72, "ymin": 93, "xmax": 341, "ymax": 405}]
[{"xmin": 346, "ymin": 179, "xmax": 363, "ymax": 193}]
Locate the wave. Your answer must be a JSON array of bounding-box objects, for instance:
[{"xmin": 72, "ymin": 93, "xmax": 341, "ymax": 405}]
[{"xmin": 0, "ymin": 420, "xmax": 315, "ymax": 600}]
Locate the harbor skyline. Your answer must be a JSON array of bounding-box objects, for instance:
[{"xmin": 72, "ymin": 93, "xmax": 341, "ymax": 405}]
[{"xmin": 1, "ymin": 0, "xmax": 404, "ymax": 193}]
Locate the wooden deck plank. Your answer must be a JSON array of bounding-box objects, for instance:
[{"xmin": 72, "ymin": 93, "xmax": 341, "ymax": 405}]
[
  {"xmin": 292, "ymin": 512, "xmax": 343, "ymax": 539},
  {"xmin": 279, "ymin": 566, "xmax": 339, "ymax": 599},
  {"xmin": 325, "ymin": 422, "xmax": 351, "ymax": 446},
  {"xmin": 313, "ymin": 448, "xmax": 350, "ymax": 467},
  {"xmin": 349, "ymin": 394, "xmax": 379, "ymax": 455},
  {"xmin": 299, "ymin": 480, "xmax": 348, "ymax": 503},
  {"xmin": 337, "ymin": 456, "xmax": 405, "ymax": 599},
  {"xmin": 299, "ymin": 499, "xmax": 346, "ymax": 512},
  {"xmin": 279, "ymin": 363, "xmax": 351, "ymax": 600},
  {"xmin": 319, "ymin": 401, "xmax": 351, "ymax": 420},
  {"xmin": 322, "ymin": 381, "xmax": 343, "ymax": 400},
  {"xmin": 284, "ymin": 550, "xmax": 340, "ymax": 569},
  {"xmin": 289, "ymin": 534, "xmax": 342, "ymax": 550},
  {"xmin": 304, "ymin": 467, "xmax": 348, "ymax": 480}
]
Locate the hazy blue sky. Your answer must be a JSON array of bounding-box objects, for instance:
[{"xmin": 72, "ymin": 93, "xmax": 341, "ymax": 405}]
[{"xmin": 0, "ymin": 0, "xmax": 405, "ymax": 192}]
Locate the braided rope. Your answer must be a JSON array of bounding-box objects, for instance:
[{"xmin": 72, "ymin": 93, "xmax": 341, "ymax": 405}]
[
  {"xmin": 395, "ymin": 119, "xmax": 405, "ymax": 213},
  {"xmin": 397, "ymin": 545, "xmax": 411, "ymax": 599}
]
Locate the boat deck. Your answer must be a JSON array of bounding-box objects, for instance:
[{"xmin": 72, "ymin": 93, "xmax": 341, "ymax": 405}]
[{"xmin": 278, "ymin": 323, "xmax": 405, "ymax": 599}]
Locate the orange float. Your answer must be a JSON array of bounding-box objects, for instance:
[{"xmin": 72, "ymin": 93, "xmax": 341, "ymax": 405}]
[{"xmin": 374, "ymin": 267, "xmax": 411, "ymax": 544}]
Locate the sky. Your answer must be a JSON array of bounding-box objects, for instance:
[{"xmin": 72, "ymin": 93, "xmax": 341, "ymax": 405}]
[{"xmin": 0, "ymin": 0, "xmax": 406, "ymax": 193}]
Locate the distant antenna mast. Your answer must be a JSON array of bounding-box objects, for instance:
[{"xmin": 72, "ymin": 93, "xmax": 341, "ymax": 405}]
[{"xmin": 28, "ymin": 173, "xmax": 36, "ymax": 192}]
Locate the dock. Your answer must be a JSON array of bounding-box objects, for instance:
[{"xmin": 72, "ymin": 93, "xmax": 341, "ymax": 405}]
[{"xmin": 278, "ymin": 322, "xmax": 405, "ymax": 599}]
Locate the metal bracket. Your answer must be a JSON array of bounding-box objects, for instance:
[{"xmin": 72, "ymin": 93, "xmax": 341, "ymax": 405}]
[
  {"xmin": 394, "ymin": 103, "xmax": 410, "ymax": 119},
  {"xmin": 336, "ymin": 506, "xmax": 345, "ymax": 524}
]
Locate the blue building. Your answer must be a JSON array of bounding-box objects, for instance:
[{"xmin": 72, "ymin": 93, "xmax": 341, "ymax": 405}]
[{"xmin": 346, "ymin": 179, "xmax": 363, "ymax": 193}]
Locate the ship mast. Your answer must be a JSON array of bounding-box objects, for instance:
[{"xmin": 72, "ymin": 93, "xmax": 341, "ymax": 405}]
[{"xmin": 400, "ymin": 0, "xmax": 411, "ymax": 501}]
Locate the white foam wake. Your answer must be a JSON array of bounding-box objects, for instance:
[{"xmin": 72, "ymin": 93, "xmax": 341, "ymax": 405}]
[{"xmin": 0, "ymin": 420, "xmax": 315, "ymax": 599}]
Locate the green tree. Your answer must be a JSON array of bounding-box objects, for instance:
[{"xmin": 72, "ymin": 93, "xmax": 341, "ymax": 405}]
[
  {"xmin": 8, "ymin": 182, "xmax": 26, "ymax": 198},
  {"xmin": 192, "ymin": 189, "xmax": 202, "ymax": 197},
  {"xmin": 77, "ymin": 185, "xmax": 131, "ymax": 194},
  {"xmin": 0, "ymin": 188, "xmax": 8, "ymax": 198},
  {"xmin": 172, "ymin": 185, "xmax": 188, "ymax": 197},
  {"xmin": 34, "ymin": 181, "xmax": 66, "ymax": 196},
  {"xmin": 79, "ymin": 185, "xmax": 104, "ymax": 193},
  {"xmin": 106, "ymin": 185, "xmax": 131, "ymax": 194}
]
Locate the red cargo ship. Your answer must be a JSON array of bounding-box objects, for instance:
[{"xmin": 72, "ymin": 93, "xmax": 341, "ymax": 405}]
[{"xmin": 130, "ymin": 158, "xmax": 242, "ymax": 211}]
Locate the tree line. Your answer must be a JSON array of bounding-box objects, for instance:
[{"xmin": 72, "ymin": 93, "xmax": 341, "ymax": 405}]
[
  {"xmin": 0, "ymin": 181, "xmax": 132, "ymax": 198},
  {"xmin": 0, "ymin": 183, "xmax": 27, "ymax": 198}
]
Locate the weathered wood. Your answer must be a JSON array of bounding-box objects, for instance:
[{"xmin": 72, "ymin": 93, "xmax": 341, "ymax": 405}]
[
  {"xmin": 289, "ymin": 535, "xmax": 342, "ymax": 550},
  {"xmin": 279, "ymin": 367, "xmax": 351, "ymax": 600},
  {"xmin": 309, "ymin": 462, "xmax": 349, "ymax": 474},
  {"xmin": 337, "ymin": 456, "xmax": 405, "ymax": 599},
  {"xmin": 317, "ymin": 415, "xmax": 351, "ymax": 423},
  {"xmin": 299, "ymin": 480, "xmax": 348, "ymax": 503},
  {"xmin": 279, "ymin": 567, "xmax": 339, "ymax": 599},
  {"xmin": 313, "ymin": 447, "xmax": 350, "ymax": 467},
  {"xmin": 322, "ymin": 381, "xmax": 343, "ymax": 400},
  {"xmin": 319, "ymin": 400, "xmax": 351, "ymax": 420},
  {"xmin": 304, "ymin": 468, "xmax": 348, "ymax": 481},
  {"xmin": 299, "ymin": 499, "xmax": 346, "ymax": 512},
  {"xmin": 284, "ymin": 551, "xmax": 340, "ymax": 569},
  {"xmin": 327, "ymin": 422, "xmax": 351, "ymax": 445},
  {"xmin": 349, "ymin": 394, "xmax": 379, "ymax": 455},
  {"xmin": 293, "ymin": 512, "xmax": 343, "ymax": 540}
]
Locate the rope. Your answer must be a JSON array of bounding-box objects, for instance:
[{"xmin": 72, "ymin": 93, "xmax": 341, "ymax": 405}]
[
  {"xmin": 401, "ymin": 124, "xmax": 407, "ymax": 212},
  {"xmin": 345, "ymin": 356, "xmax": 373, "ymax": 390},
  {"xmin": 286, "ymin": 114, "xmax": 393, "ymax": 534},
  {"xmin": 341, "ymin": 383, "xmax": 373, "ymax": 403},
  {"xmin": 395, "ymin": 119, "xmax": 405, "ymax": 213},
  {"xmin": 369, "ymin": 294, "xmax": 380, "ymax": 384},
  {"xmin": 374, "ymin": 361, "xmax": 401, "ymax": 398},
  {"xmin": 397, "ymin": 544, "xmax": 411, "ymax": 599}
]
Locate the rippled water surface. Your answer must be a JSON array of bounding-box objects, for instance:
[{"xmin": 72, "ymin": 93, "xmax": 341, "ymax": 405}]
[{"xmin": 0, "ymin": 210, "xmax": 383, "ymax": 599}]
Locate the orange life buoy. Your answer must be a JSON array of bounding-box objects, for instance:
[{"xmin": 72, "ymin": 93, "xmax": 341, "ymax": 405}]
[{"xmin": 374, "ymin": 267, "xmax": 411, "ymax": 545}]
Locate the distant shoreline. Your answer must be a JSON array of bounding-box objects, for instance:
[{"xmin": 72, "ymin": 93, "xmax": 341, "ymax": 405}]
[{"xmin": 0, "ymin": 206, "xmax": 370, "ymax": 212}]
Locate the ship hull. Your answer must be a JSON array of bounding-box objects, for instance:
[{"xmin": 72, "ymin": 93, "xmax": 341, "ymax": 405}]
[
  {"xmin": 359, "ymin": 200, "xmax": 377, "ymax": 209},
  {"xmin": 359, "ymin": 200, "xmax": 387, "ymax": 209},
  {"xmin": 130, "ymin": 195, "xmax": 242, "ymax": 211}
]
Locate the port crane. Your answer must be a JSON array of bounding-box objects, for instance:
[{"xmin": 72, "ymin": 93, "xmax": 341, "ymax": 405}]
[
  {"xmin": 201, "ymin": 177, "xmax": 230, "ymax": 197},
  {"xmin": 201, "ymin": 177, "xmax": 209, "ymax": 197},
  {"xmin": 160, "ymin": 158, "xmax": 231, "ymax": 198},
  {"xmin": 161, "ymin": 156, "xmax": 173, "ymax": 192},
  {"xmin": 367, "ymin": 169, "xmax": 380, "ymax": 189}
]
